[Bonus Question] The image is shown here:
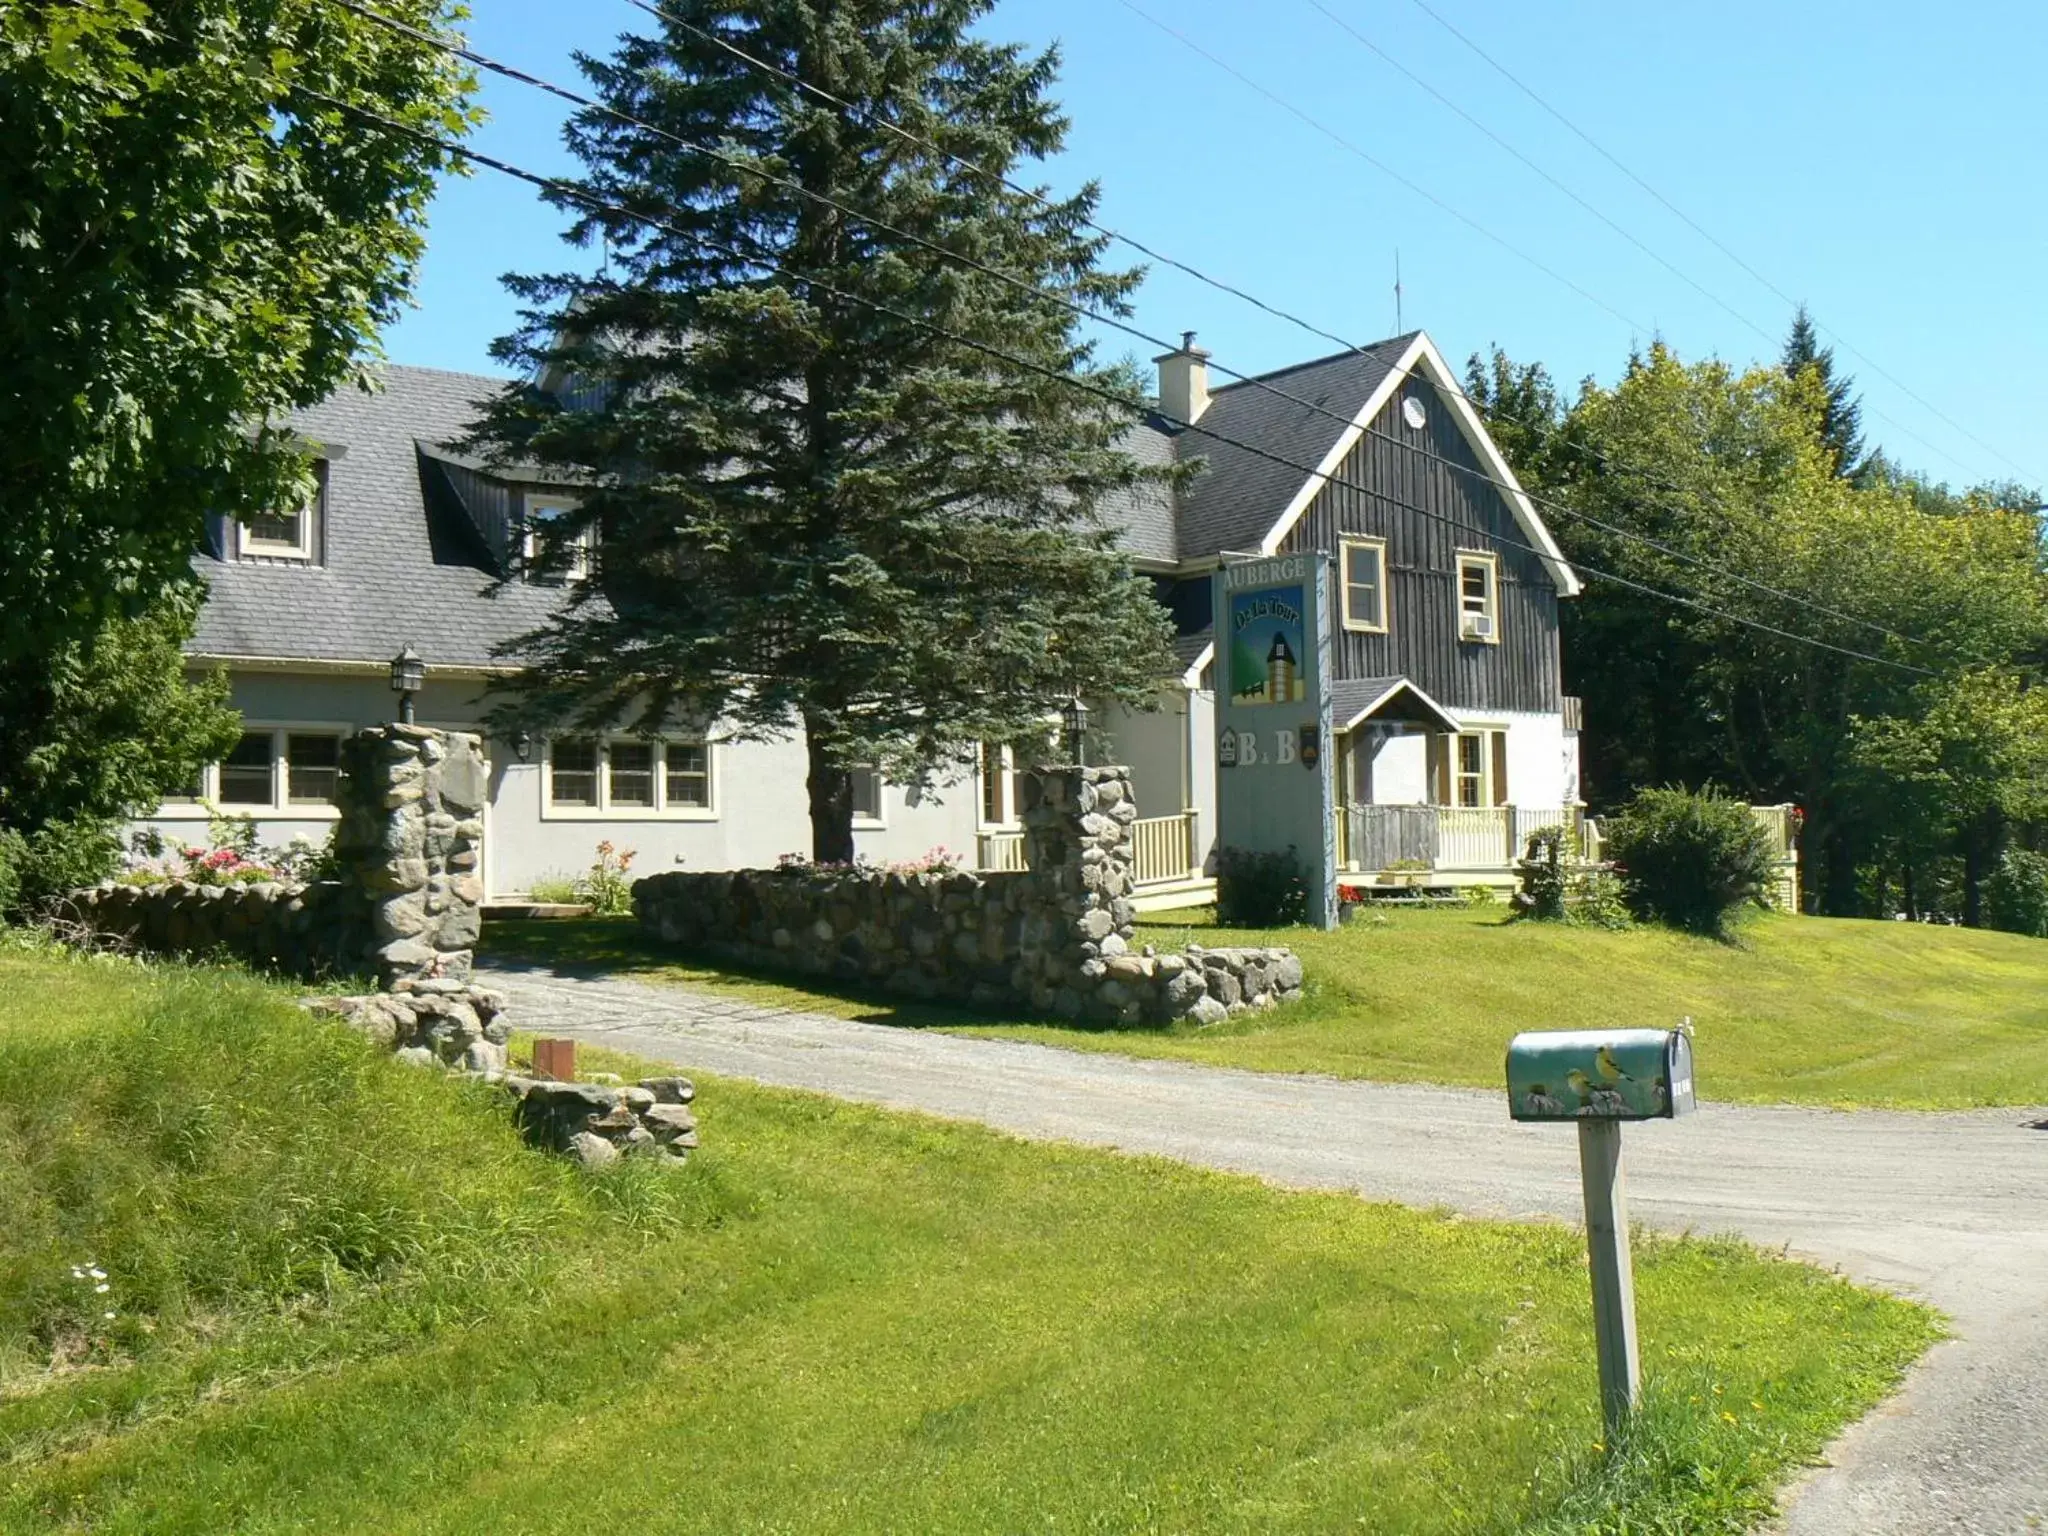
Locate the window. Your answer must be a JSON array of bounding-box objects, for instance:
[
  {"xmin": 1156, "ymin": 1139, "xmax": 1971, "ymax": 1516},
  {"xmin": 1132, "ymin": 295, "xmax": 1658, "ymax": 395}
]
[
  {"xmin": 285, "ymin": 733, "xmax": 341, "ymax": 806},
  {"xmin": 549, "ymin": 737, "xmax": 600, "ymax": 807},
  {"xmin": 162, "ymin": 765, "xmax": 205, "ymax": 804},
  {"xmin": 980, "ymin": 742, "xmax": 1020, "ymax": 827},
  {"xmin": 547, "ymin": 735, "xmax": 714, "ymax": 817},
  {"xmin": 1456, "ymin": 551, "xmax": 1499, "ymax": 643},
  {"xmin": 219, "ymin": 732, "xmax": 276, "ymax": 807},
  {"xmin": 850, "ymin": 765, "xmax": 884, "ymax": 825},
  {"xmin": 1442, "ymin": 729, "xmax": 1509, "ymax": 809},
  {"xmin": 665, "ymin": 743, "xmax": 710, "ymax": 809},
  {"xmin": 524, "ymin": 495, "xmax": 593, "ymax": 583},
  {"xmin": 1339, "ymin": 537, "xmax": 1388, "ymax": 633},
  {"xmin": 238, "ymin": 463, "xmax": 322, "ymax": 560},
  {"xmin": 608, "ymin": 741, "xmax": 657, "ymax": 808}
]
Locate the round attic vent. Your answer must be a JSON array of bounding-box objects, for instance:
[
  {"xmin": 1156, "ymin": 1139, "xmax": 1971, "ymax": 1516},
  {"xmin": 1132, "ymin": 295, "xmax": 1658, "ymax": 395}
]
[{"xmin": 1401, "ymin": 396, "xmax": 1428, "ymax": 431}]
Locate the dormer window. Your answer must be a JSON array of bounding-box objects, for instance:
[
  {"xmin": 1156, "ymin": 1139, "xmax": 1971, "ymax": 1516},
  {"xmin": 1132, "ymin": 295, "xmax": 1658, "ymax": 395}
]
[
  {"xmin": 236, "ymin": 462, "xmax": 324, "ymax": 561},
  {"xmin": 1456, "ymin": 550, "xmax": 1499, "ymax": 644},
  {"xmin": 523, "ymin": 494, "xmax": 592, "ymax": 584}
]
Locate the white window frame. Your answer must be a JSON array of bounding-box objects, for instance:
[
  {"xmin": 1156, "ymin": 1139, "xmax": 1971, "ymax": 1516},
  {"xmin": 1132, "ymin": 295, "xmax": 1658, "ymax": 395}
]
[
  {"xmin": 978, "ymin": 742, "xmax": 1022, "ymax": 830},
  {"xmin": 1339, "ymin": 536, "xmax": 1389, "ymax": 634},
  {"xmin": 849, "ymin": 764, "xmax": 887, "ymax": 829},
  {"xmin": 1455, "ymin": 549, "xmax": 1500, "ymax": 644},
  {"xmin": 236, "ymin": 467, "xmax": 322, "ymax": 561},
  {"xmin": 541, "ymin": 734, "xmax": 718, "ymax": 821},
  {"xmin": 523, "ymin": 494, "xmax": 593, "ymax": 584},
  {"xmin": 155, "ymin": 722, "xmax": 351, "ymax": 820}
]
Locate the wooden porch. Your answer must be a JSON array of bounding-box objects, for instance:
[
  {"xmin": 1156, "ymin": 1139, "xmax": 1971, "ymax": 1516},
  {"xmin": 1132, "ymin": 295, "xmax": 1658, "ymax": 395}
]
[{"xmin": 976, "ymin": 809, "xmax": 1214, "ymax": 910}]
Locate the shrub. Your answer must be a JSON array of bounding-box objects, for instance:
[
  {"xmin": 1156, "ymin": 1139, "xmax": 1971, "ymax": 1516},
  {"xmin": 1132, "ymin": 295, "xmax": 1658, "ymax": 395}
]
[
  {"xmin": 0, "ymin": 816, "xmax": 123, "ymax": 918},
  {"xmin": 1984, "ymin": 849, "xmax": 2048, "ymax": 938},
  {"xmin": 1605, "ymin": 787, "xmax": 1775, "ymax": 938},
  {"xmin": 578, "ymin": 841, "xmax": 638, "ymax": 916},
  {"xmin": 1514, "ymin": 825, "xmax": 1631, "ymax": 930},
  {"xmin": 1215, "ymin": 845, "xmax": 1308, "ymax": 927}
]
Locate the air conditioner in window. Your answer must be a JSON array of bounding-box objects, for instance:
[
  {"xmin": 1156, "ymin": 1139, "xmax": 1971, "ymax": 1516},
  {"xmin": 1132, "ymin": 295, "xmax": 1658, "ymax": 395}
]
[{"xmin": 1462, "ymin": 613, "xmax": 1494, "ymax": 640}]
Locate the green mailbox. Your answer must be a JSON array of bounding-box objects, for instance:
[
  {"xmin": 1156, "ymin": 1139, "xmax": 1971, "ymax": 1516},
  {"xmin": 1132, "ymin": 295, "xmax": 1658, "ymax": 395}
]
[{"xmin": 1505, "ymin": 1028, "xmax": 1695, "ymax": 1123}]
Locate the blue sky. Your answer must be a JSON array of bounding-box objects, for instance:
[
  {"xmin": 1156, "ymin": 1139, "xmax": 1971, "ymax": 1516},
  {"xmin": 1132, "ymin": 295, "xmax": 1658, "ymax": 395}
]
[{"xmin": 385, "ymin": 0, "xmax": 2048, "ymax": 492}]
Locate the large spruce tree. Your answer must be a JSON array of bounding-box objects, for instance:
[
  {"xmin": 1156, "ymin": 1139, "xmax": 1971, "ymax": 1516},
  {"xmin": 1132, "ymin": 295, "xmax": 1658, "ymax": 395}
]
[
  {"xmin": 470, "ymin": 0, "xmax": 1175, "ymax": 861},
  {"xmin": 1782, "ymin": 304, "xmax": 1866, "ymax": 478}
]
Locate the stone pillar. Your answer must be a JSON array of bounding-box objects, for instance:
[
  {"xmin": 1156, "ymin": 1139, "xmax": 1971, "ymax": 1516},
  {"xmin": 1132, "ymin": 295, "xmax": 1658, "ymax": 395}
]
[
  {"xmin": 1018, "ymin": 764, "xmax": 1141, "ymax": 1020},
  {"xmin": 335, "ymin": 725, "xmax": 487, "ymax": 986}
]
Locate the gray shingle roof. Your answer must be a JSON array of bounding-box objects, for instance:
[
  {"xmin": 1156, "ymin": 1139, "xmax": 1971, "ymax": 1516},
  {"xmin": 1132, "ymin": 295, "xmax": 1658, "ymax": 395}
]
[
  {"xmin": 1171, "ymin": 336, "xmax": 1415, "ymax": 560},
  {"xmin": 191, "ymin": 365, "xmax": 562, "ymax": 671},
  {"xmin": 1330, "ymin": 675, "xmax": 1460, "ymax": 733},
  {"xmin": 1099, "ymin": 416, "xmax": 1179, "ymax": 563}
]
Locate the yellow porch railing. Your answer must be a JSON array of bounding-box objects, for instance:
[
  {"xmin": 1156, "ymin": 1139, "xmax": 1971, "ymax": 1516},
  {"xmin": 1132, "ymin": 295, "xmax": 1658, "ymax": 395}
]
[{"xmin": 976, "ymin": 810, "xmax": 1200, "ymax": 889}]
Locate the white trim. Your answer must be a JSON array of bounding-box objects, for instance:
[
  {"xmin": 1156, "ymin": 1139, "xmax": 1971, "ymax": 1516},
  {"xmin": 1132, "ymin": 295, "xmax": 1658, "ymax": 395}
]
[
  {"xmin": 1179, "ymin": 641, "xmax": 1215, "ymax": 691},
  {"xmin": 1337, "ymin": 678, "xmax": 1462, "ymax": 735},
  {"xmin": 185, "ymin": 653, "xmax": 518, "ymax": 679},
  {"xmin": 850, "ymin": 764, "xmax": 887, "ymax": 830},
  {"xmin": 540, "ymin": 733, "xmax": 719, "ymax": 822},
  {"xmin": 1455, "ymin": 548, "xmax": 1502, "ymax": 645},
  {"xmin": 167, "ymin": 720, "xmax": 353, "ymax": 820},
  {"xmin": 1337, "ymin": 536, "xmax": 1389, "ymax": 633},
  {"xmin": 523, "ymin": 493, "xmax": 592, "ymax": 583},
  {"xmin": 1254, "ymin": 331, "xmax": 1581, "ymax": 597},
  {"xmin": 975, "ymin": 743, "xmax": 1023, "ymax": 832}
]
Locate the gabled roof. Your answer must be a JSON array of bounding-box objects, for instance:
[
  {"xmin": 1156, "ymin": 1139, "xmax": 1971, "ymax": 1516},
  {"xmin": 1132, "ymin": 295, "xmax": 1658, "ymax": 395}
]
[
  {"xmin": 1103, "ymin": 329, "xmax": 1579, "ymax": 598},
  {"xmin": 1331, "ymin": 676, "xmax": 1461, "ymax": 734},
  {"xmin": 191, "ymin": 365, "xmax": 562, "ymax": 672},
  {"xmin": 1174, "ymin": 335, "xmax": 1415, "ymax": 560}
]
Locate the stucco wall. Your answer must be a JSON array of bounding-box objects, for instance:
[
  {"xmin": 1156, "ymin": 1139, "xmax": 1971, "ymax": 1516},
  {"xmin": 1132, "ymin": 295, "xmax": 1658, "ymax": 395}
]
[{"xmin": 135, "ymin": 670, "xmax": 986, "ymax": 899}]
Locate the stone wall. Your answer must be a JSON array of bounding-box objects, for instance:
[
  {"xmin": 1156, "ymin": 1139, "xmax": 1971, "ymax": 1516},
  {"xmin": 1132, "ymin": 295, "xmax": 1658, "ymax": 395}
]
[
  {"xmin": 56, "ymin": 878, "xmax": 364, "ymax": 977},
  {"xmin": 60, "ymin": 725, "xmax": 485, "ymax": 986},
  {"xmin": 634, "ymin": 764, "xmax": 1302, "ymax": 1026}
]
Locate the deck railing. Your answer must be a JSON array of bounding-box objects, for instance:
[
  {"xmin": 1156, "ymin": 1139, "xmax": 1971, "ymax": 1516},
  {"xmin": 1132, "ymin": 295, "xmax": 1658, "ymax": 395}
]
[
  {"xmin": 1345, "ymin": 804, "xmax": 1591, "ymax": 877},
  {"xmin": 976, "ymin": 809, "xmax": 1201, "ymax": 889}
]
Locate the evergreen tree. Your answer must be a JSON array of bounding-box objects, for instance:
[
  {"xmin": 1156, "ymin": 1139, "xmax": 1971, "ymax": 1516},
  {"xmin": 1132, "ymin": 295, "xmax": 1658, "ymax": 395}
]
[
  {"xmin": 1781, "ymin": 304, "xmax": 1866, "ymax": 478},
  {"xmin": 469, "ymin": 0, "xmax": 1176, "ymax": 862}
]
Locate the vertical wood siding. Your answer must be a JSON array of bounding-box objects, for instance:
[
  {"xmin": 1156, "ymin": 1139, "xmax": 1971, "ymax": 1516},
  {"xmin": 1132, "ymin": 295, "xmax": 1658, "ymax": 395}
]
[{"xmin": 1280, "ymin": 375, "xmax": 1562, "ymax": 715}]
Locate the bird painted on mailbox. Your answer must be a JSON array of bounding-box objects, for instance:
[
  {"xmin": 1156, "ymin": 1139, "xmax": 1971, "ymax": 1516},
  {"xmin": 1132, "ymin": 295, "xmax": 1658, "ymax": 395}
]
[
  {"xmin": 1595, "ymin": 1045, "xmax": 1634, "ymax": 1087},
  {"xmin": 1565, "ymin": 1068, "xmax": 1595, "ymax": 1106}
]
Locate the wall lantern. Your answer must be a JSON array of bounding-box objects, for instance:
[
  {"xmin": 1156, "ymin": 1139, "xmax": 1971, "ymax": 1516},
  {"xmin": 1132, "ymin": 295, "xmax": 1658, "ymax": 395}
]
[
  {"xmin": 389, "ymin": 644, "xmax": 426, "ymax": 725},
  {"xmin": 513, "ymin": 730, "xmax": 533, "ymax": 764},
  {"xmin": 1062, "ymin": 693, "xmax": 1089, "ymax": 767}
]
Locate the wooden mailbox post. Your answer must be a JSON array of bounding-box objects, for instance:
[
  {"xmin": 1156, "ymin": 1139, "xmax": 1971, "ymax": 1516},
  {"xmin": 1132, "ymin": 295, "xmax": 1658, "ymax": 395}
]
[{"xmin": 1505, "ymin": 1027, "xmax": 1696, "ymax": 1442}]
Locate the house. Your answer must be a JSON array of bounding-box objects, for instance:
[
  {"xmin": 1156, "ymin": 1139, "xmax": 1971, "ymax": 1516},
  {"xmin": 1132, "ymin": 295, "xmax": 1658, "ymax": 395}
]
[
  {"xmin": 135, "ymin": 328, "xmax": 1583, "ymax": 902},
  {"xmin": 1079, "ymin": 329, "xmax": 1585, "ymax": 895}
]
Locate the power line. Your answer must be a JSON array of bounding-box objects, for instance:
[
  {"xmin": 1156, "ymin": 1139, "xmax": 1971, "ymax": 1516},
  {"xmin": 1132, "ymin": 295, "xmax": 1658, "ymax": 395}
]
[
  {"xmin": 1110, "ymin": 0, "xmax": 1648, "ymax": 337},
  {"xmin": 1402, "ymin": 0, "xmax": 2045, "ymax": 489},
  {"xmin": 608, "ymin": 0, "xmax": 2014, "ymax": 587},
  {"xmin": 1131, "ymin": 0, "xmax": 1995, "ymax": 488},
  {"xmin": 296, "ymin": 86, "xmax": 1937, "ymax": 680},
  {"xmin": 341, "ymin": 0, "xmax": 1944, "ymax": 658}
]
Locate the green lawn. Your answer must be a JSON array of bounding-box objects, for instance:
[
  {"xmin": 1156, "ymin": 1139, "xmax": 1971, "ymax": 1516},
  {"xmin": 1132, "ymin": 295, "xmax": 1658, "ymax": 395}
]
[
  {"xmin": 0, "ymin": 938, "xmax": 1937, "ymax": 1533},
  {"xmin": 488, "ymin": 907, "xmax": 2048, "ymax": 1109}
]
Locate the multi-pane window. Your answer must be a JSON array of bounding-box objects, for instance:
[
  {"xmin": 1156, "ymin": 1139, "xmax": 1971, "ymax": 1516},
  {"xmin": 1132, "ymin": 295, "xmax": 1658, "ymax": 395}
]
[
  {"xmin": 238, "ymin": 463, "xmax": 322, "ymax": 560},
  {"xmin": 219, "ymin": 732, "xmax": 277, "ymax": 807},
  {"xmin": 850, "ymin": 765, "xmax": 884, "ymax": 824},
  {"xmin": 608, "ymin": 741, "xmax": 657, "ymax": 808},
  {"xmin": 524, "ymin": 496, "xmax": 593, "ymax": 584},
  {"xmin": 665, "ymin": 743, "xmax": 710, "ymax": 809},
  {"xmin": 285, "ymin": 733, "xmax": 342, "ymax": 806},
  {"xmin": 1455, "ymin": 732, "xmax": 1486, "ymax": 808},
  {"xmin": 1456, "ymin": 551, "xmax": 1499, "ymax": 643},
  {"xmin": 549, "ymin": 736, "xmax": 713, "ymax": 815},
  {"xmin": 979, "ymin": 742, "xmax": 1019, "ymax": 827},
  {"xmin": 549, "ymin": 737, "xmax": 600, "ymax": 807},
  {"xmin": 1339, "ymin": 537, "xmax": 1387, "ymax": 632}
]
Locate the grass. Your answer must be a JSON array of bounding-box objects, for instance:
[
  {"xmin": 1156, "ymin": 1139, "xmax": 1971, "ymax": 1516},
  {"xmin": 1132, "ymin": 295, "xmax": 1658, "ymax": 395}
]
[
  {"xmin": 486, "ymin": 906, "xmax": 2048, "ymax": 1109},
  {"xmin": 0, "ymin": 937, "xmax": 1940, "ymax": 1533}
]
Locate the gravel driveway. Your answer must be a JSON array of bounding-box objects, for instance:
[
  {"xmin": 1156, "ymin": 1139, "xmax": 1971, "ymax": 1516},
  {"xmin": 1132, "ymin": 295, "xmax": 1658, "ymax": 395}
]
[{"xmin": 482, "ymin": 961, "xmax": 2048, "ymax": 1534}]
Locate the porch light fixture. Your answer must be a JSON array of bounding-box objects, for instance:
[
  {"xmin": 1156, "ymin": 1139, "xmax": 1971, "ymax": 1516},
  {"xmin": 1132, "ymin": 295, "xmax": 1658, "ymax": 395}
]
[
  {"xmin": 388, "ymin": 644, "xmax": 425, "ymax": 725},
  {"xmin": 1062, "ymin": 693, "xmax": 1089, "ymax": 766},
  {"xmin": 513, "ymin": 730, "xmax": 533, "ymax": 764}
]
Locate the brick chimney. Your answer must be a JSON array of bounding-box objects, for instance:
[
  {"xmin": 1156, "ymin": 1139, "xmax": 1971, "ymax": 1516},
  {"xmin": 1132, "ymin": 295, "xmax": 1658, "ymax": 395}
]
[{"xmin": 1155, "ymin": 330, "xmax": 1211, "ymax": 425}]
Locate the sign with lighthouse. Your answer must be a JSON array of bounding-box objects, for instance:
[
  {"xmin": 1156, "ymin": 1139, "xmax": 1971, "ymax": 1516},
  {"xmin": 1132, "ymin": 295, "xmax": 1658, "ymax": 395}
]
[{"xmin": 1214, "ymin": 554, "xmax": 1339, "ymax": 929}]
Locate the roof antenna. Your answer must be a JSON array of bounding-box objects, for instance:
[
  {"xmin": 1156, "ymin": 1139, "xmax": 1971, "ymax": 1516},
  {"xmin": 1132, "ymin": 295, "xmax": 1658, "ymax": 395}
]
[{"xmin": 1394, "ymin": 249, "xmax": 1404, "ymax": 334}]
